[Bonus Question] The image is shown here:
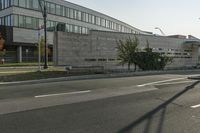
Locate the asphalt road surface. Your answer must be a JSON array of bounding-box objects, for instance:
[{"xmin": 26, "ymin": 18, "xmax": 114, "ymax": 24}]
[{"xmin": 0, "ymin": 73, "xmax": 200, "ymax": 133}]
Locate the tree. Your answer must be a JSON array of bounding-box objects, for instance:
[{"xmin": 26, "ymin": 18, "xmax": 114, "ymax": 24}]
[{"xmin": 117, "ymin": 37, "xmax": 139, "ymax": 71}]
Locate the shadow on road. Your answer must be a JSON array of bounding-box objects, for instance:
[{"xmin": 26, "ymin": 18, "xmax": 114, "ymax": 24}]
[{"xmin": 117, "ymin": 80, "xmax": 200, "ymax": 133}]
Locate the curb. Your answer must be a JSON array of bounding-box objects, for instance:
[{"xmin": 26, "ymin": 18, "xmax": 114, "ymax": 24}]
[
  {"xmin": 188, "ymin": 76, "xmax": 200, "ymax": 80},
  {"xmin": 1, "ymin": 69, "xmax": 200, "ymax": 86}
]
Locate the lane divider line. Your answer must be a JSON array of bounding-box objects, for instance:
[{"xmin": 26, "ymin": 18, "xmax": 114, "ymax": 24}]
[
  {"xmin": 137, "ymin": 78, "xmax": 186, "ymax": 87},
  {"xmin": 152, "ymin": 81, "xmax": 194, "ymax": 86},
  {"xmin": 191, "ymin": 104, "xmax": 200, "ymax": 109},
  {"xmin": 35, "ymin": 90, "xmax": 91, "ymax": 98}
]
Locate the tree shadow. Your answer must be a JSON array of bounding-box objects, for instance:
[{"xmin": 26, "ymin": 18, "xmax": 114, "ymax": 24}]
[{"xmin": 117, "ymin": 80, "xmax": 200, "ymax": 133}]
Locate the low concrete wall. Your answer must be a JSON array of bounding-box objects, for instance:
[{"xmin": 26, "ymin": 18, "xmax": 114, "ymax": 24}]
[{"xmin": 54, "ymin": 30, "xmax": 199, "ymax": 70}]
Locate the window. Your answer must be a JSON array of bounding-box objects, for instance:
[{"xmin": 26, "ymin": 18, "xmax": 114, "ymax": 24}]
[
  {"xmin": 1, "ymin": 0, "xmax": 4, "ymax": 9},
  {"xmin": 74, "ymin": 10, "xmax": 77, "ymax": 19},
  {"xmin": 4, "ymin": 0, "xmax": 8, "ymax": 8},
  {"xmin": 69, "ymin": 24, "xmax": 73, "ymax": 32},
  {"xmin": 85, "ymin": 13, "xmax": 89, "ymax": 22},
  {"xmin": 50, "ymin": 3, "xmax": 55, "ymax": 14},
  {"xmin": 46, "ymin": 2, "xmax": 51, "ymax": 13},
  {"xmin": 32, "ymin": 0, "xmax": 39, "ymax": 10},
  {"xmin": 74, "ymin": 25, "xmax": 78, "ymax": 33},
  {"xmin": 61, "ymin": 6, "xmax": 64, "ymax": 16},
  {"xmin": 19, "ymin": 15, "xmax": 25, "ymax": 27},
  {"xmin": 38, "ymin": 19, "xmax": 43, "ymax": 27},
  {"xmin": 26, "ymin": 0, "xmax": 31, "ymax": 8},
  {"xmin": 82, "ymin": 12, "xmax": 86, "ymax": 21},
  {"xmin": 92, "ymin": 15, "xmax": 95, "ymax": 24},
  {"xmin": 13, "ymin": 0, "xmax": 18, "ymax": 6},
  {"xmin": 65, "ymin": 24, "xmax": 69, "ymax": 32},
  {"xmin": 19, "ymin": 0, "xmax": 26, "ymax": 7},
  {"xmin": 25, "ymin": 16, "xmax": 32, "ymax": 28},
  {"xmin": 101, "ymin": 18, "xmax": 105, "ymax": 27},
  {"xmin": 65, "ymin": 7, "xmax": 69, "ymax": 17},
  {"xmin": 10, "ymin": 15, "xmax": 14, "ymax": 26},
  {"xmin": 69, "ymin": 8, "xmax": 74, "ymax": 19},
  {"xmin": 88, "ymin": 14, "xmax": 92, "ymax": 23},
  {"xmin": 32, "ymin": 17, "xmax": 37, "ymax": 29},
  {"xmin": 56, "ymin": 4, "xmax": 61, "ymax": 15},
  {"xmin": 105, "ymin": 20, "xmax": 109, "ymax": 28},
  {"xmin": 96, "ymin": 17, "xmax": 100, "ymax": 25},
  {"xmin": 77, "ymin": 11, "xmax": 81, "ymax": 20}
]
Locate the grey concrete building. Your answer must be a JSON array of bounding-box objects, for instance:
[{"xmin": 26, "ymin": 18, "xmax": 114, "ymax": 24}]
[
  {"xmin": 54, "ymin": 30, "xmax": 200, "ymax": 70},
  {"xmin": 0, "ymin": 0, "xmax": 150, "ymax": 63}
]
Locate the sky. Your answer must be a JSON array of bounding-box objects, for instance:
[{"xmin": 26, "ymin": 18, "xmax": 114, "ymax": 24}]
[{"xmin": 66, "ymin": 0, "xmax": 200, "ymax": 38}]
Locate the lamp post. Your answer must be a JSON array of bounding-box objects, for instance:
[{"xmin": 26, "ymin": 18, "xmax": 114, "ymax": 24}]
[
  {"xmin": 38, "ymin": 0, "xmax": 48, "ymax": 69},
  {"xmin": 155, "ymin": 27, "xmax": 165, "ymax": 36}
]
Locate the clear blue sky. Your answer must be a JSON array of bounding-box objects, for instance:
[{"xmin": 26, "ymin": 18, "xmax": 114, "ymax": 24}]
[{"xmin": 66, "ymin": 0, "xmax": 200, "ymax": 38}]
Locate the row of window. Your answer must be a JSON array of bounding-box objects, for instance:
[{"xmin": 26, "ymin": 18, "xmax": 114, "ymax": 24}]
[
  {"xmin": 0, "ymin": 0, "xmax": 12, "ymax": 9},
  {"xmin": 1, "ymin": 0, "xmax": 140, "ymax": 34},
  {"xmin": 85, "ymin": 58, "xmax": 117, "ymax": 62},
  {"xmin": 152, "ymin": 48, "xmax": 192, "ymax": 52},
  {"xmin": 0, "ymin": 14, "xmax": 89, "ymax": 34}
]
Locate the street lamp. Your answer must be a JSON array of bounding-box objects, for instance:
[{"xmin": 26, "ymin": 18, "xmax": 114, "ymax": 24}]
[
  {"xmin": 155, "ymin": 27, "xmax": 165, "ymax": 36},
  {"xmin": 38, "ymin": 0, "xmax": 48, "ymax": 69}
]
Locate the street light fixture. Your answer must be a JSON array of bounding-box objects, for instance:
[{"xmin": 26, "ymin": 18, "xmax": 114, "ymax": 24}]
[
  {"xmin": 38, "ymin": 0, "xmax": 48, "ymax": 69},
  {"xmin": 155, "ymin": 27, "xmax": 165, "ymax": 36}
]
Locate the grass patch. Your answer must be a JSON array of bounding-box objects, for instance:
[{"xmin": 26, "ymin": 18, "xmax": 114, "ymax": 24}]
[
  {"xmin": 0, "ymin": 70, "xmax": 102, "ymax": 82},
  {"xmin": 0, "ymin": 71, "xmax": 68, "ymax": 82}
]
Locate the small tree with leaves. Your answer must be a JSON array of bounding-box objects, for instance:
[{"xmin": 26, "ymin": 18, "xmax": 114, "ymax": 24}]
[{"xmin": 117, "ymin": 37, "xmax": 139, "ymax": 71}]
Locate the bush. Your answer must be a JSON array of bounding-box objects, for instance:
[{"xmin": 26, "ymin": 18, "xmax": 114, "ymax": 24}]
[{"xmin": 135, "ymin": 52, "xmax": 172, "ymax": 70}]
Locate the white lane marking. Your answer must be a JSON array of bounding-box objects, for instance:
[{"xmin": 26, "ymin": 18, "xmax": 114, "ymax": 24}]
[
  {"xmin": 137, "ymin": 78, "xmax": 186, "ymax": 87},
  {"xmin": 191, "ymin": 104, "xmax": 200, "ymax": 109},
  {"xmin": 35, "ymin": 90, "xmax": 91, "ymax": 98},
  {"xmin": 153, "ymin": 81, "xmax": 194, "ymax": 86}
]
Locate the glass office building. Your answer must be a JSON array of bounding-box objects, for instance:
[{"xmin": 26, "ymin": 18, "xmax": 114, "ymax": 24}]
[{"xmin": 0, "ymin": 0, "xmax": 150, "ymax": 62}]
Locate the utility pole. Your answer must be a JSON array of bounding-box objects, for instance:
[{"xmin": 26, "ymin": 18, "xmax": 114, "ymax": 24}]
[{"xmin": 39, "ymin": 0, "xmax": 48, "ymax": 69}]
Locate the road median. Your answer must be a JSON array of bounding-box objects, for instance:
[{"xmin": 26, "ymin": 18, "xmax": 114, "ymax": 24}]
[{"xmin": 0, "ymin": 69, "xmax": 200, "ymax": 86}]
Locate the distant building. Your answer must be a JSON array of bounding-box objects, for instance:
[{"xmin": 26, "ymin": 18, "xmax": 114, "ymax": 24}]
[{"xmin": 0, "ymin": 0, "xmax": 150, "ymax": 62}]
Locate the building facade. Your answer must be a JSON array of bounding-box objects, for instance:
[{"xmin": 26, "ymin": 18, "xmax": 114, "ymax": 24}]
[
  {"xmin": 54, "ymin": 30, "xmax": 200, "ymax": 70},
  {"xmin": 0, "ymin": 0, "xmax": 150, "ymax": 62}
]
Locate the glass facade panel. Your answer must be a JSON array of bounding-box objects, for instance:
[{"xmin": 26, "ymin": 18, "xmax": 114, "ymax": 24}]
[
  {"xmin": 88, "ymin": 14, "xmax": 92, "ymax": 23},
  {"xmin": 0, "ymin": 0, "xmax": 135, "ymax": 34},
  {"xmin": 25, "ymin": 16, "xmax": 32, "ymax": 28},
  {"xmin": 74, "ymin": 10, "xmax": 77, "ymax": 19},
  {"xmin": 55, "ymin": 4, "xmax": 61, "ymax": 15},
  {"xmin": 19, "ymin": 0, "xmax": 25, "ymax": 7},
  {"xmin": 19, "ymin": 15, "xmax": 24, "ymax": 27},
  {"xmin": 69, "ymin": 8, "xmax": 74, "ymax": 19},
  {"xmin": 65, "ymin": 7, "xmax": 69, "ymax": 17},
  {"xmin": 32, "ymin": 0, "xmax": 38, "ymax": 9},
  {"xmin": 85, "ymin": 13, "xmax": 89, "ymax": 22},
  {"xmin": 13, "ymin": 0, "xmax": 18, "ymax": 6},
  {"xmin": 81, "ymin": 12, "xmax": 85, "ymax": 21},
  {"xmin": 50, "ymin": 3, "xmax": 55, "ymax": 14},
  {"xmin": 77, "ymin": 11, "xmax": 81, "ymax": 20},
  {"xmin": 101, "ymin": 18, "xmax": 105, "ymax": 27},
  {"xmin": 96, "ymin": 17, "xmax": 100, "ymax": 25},
  {"xmin": 92, "ymin": 15, "xmax": 95, "ymax": 24}
]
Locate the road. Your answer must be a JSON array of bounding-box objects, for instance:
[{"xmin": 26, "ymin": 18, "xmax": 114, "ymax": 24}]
[{"xmin": 0, "ymin": 73, "xmax": 200, "ymax": 133}]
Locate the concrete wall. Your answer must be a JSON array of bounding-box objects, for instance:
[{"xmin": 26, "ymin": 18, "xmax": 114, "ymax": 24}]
[{"xmin": 53, "ymin": 30, "xmax": 199, "ymax": 70}]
